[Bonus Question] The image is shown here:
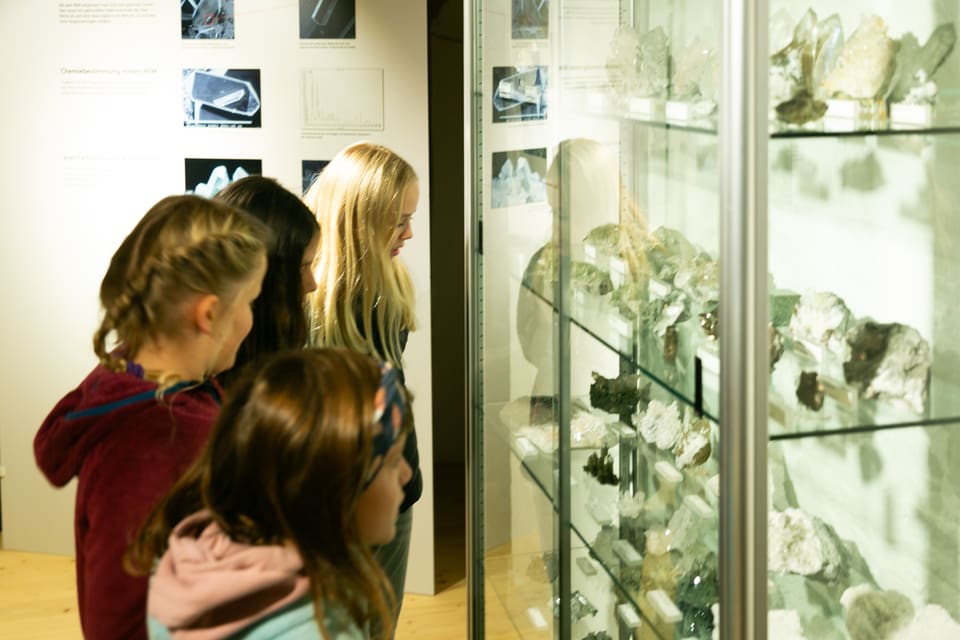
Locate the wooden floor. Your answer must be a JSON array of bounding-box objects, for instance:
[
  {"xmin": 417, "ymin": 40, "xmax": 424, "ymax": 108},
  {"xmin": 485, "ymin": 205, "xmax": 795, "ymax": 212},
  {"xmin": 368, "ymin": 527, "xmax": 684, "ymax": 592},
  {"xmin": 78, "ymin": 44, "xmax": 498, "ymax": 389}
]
[{"xmin": 0, "ymin": 464, "xmax": 522, "ymax": 639}]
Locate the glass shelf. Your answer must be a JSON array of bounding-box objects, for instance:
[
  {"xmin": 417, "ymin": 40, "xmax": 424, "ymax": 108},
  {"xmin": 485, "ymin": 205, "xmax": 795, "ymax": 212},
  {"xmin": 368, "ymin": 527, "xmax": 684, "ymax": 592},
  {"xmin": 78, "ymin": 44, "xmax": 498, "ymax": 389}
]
[{"xmin": 576, "ymin": 90, "xmax": 960, "ymax": 139}]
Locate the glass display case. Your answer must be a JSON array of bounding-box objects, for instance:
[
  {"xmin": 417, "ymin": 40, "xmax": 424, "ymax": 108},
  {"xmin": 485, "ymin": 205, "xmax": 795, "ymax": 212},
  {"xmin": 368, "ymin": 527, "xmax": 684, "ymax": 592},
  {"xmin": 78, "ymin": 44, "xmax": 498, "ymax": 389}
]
[{"xmin": 466, "ymin": 1, "xmax": 960, "ymax": 639}]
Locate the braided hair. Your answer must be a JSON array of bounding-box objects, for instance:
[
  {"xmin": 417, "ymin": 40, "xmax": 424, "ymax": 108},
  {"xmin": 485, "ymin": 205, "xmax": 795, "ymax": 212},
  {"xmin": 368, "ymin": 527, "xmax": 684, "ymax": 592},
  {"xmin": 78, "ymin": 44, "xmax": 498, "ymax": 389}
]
[{"xmin": 93, "ymin": 194, "xmax": 268, "ymax": 387}]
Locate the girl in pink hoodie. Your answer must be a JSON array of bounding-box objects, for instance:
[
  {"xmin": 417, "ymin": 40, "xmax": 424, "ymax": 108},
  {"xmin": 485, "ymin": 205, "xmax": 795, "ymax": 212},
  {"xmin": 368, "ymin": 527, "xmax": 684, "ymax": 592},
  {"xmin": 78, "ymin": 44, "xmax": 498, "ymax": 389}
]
[{"xmin": 127, "ymin": 347, "xmax": 413, "ymax": 640}]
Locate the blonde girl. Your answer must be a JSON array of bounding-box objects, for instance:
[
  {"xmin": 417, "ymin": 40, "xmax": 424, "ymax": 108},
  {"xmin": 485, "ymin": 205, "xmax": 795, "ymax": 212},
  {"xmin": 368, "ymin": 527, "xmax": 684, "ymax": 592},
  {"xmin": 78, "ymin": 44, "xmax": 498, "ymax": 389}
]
[
  {"xmin": 34, "ymin": 194, "xmax": 268, "ymax": 640},
  {"xmin": 304, "ymin": 141, "xmax": 421, "ymax": 622}
]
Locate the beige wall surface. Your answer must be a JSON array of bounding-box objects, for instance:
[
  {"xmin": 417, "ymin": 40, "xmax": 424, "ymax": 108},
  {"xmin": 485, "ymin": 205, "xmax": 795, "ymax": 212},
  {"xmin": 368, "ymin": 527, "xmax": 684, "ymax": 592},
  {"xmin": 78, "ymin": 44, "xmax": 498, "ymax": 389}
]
[{"xmin": 0, "ymin": 0, "xmax": 434, "ymax": 595}]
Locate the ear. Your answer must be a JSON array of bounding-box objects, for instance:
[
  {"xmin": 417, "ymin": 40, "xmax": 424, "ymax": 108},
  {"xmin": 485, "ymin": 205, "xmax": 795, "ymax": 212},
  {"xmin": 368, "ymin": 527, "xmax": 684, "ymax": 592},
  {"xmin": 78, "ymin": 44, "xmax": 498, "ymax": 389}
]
[{"xmin": 192, "ymin": 294, "xmax": 221, "ymax": 335}]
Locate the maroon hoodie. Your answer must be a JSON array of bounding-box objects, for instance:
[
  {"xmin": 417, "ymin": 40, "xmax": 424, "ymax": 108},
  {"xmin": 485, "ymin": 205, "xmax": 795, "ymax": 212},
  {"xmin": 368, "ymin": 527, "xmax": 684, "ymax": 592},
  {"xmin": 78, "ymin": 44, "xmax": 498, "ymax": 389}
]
[{"xmin": 34, "ymin": 365, "xmax": 222, "ymax": 640}]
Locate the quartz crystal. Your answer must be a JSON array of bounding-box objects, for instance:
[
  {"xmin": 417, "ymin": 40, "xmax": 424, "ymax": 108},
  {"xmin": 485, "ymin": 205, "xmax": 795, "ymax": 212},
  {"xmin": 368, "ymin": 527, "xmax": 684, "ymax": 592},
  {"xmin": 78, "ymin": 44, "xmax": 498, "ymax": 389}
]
[
  {"xmin": 634, "ymin": 26, "xmax": 670, "ymax": 98},
  {"xmin": 821, "ymin": 15, "xmax": 897, "ymax": 99},
  {"xmin": 671, "ymin": 37, "xmax": 718, "ymax": 104},
  {"xmin": 571, "ymin": 261, "xmax": 614, "ymax": 295},
  {"xmin": 789, "ymin": 291, "xmax": 853, "ymax": 360},
  {"xmin": 843, "ymin": 321, "xmax": 930, "ymax": 414},
  {"xmin": 611, "ymin": 282, "xmax": 648, "ymax": 320},
  {"xmin": 674, "ymin": 251, "xmax": 719, "ymax": 302},
  {"xmin": 607, "ymin": 26, "xmax": 670, "ymax": 100},
  {"xmin": 890, "ymin": 23, "xmax": 957, "ymax": 103},
  {"xmin": 646, "ymin": 226, "xmax": 698, "ymax": 283},
  {"xmin": 770, "ymin": 10, "xmax": 843, "ymax": 125}
]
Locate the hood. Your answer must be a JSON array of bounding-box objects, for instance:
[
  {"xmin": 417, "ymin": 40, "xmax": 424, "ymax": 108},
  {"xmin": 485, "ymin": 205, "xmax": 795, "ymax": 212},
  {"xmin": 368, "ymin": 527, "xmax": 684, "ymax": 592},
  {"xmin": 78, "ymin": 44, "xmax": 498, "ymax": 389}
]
[
  {"xmin": 149, "ymin": 511, "xmax": 311, "ymax": 640},
  {"xmin": 34, "ymin": 366, "xmax": 163, "ymax": 486},
  {"xmin": 33, "ymin": 366, "xmax": 220, "ymax": 487}
]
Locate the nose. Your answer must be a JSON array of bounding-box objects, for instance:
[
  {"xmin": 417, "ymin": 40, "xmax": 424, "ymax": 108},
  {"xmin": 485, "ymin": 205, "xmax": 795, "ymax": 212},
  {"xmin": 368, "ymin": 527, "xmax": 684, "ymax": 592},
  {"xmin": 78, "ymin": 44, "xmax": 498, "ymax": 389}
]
[
  {"xmin": 399, "ymin": 457, "xmax": 413, "ymax": 486},
  {"xmin": 302, "ymin": 269, "xmax": 318, "ymax": 295},
  {"xmin": 401, "ymin": 222, "xmax": 413, "ymax": 243}
]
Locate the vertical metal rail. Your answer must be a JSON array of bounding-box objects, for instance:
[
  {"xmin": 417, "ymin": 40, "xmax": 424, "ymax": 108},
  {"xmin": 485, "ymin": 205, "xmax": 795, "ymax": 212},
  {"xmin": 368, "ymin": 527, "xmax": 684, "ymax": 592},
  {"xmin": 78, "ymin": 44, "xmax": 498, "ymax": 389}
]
[
  {"xmin": 719, "ymin": 0, "xmax": 768, "ymax": 638},
  {"xmin": 556, "ymin": 136, "xmax": 573, "ymax": 640},
  {"xmin": 465, "ymin": 1, "xmax": 484, "ymax": 638}
]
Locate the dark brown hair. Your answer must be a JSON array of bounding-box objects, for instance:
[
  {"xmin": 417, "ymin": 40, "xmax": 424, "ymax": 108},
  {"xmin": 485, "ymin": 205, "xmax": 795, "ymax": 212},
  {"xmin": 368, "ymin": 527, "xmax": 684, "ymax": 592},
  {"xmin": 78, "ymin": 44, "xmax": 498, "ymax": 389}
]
[{"xmin": 128, "ymin": 347, "xmax": 410, "ymax": 638}]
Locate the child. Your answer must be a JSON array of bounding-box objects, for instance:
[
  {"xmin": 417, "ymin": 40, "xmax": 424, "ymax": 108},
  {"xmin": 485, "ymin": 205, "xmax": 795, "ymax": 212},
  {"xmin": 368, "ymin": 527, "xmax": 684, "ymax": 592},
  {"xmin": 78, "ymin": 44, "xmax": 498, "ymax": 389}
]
[
  {"xmin": 303, "ymin": 141, "xmax": 422, "ymax": 619},
  {"xmin": 213, "ymin": 175, "xmax": 321, "ymax": 389},
  {"xmin": 127, "ymin": 347, "xmax": 414, "ymax": 639},
  {"xmin": 34, "ymin": 194, "xmax": 269, "ymax": 640}
]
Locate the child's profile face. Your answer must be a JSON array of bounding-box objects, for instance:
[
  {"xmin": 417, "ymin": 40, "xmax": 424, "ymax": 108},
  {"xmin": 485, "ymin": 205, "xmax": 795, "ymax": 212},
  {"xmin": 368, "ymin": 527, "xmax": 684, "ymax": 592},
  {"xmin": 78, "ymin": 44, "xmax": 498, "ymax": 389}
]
[
  {"xmin": 300, "ymin": 231, "xmax": 320, "ymax": 295},
  {"xmin": 356, "ymin": 434, "xmax": 412, "ymax": 545},
  {"xmin": 209, "ymin": 257, "xmax": 267, "ymax": 374},
  {"xmin": 389, "ymin": 181, "xmax": 418, "ymax": 257}
]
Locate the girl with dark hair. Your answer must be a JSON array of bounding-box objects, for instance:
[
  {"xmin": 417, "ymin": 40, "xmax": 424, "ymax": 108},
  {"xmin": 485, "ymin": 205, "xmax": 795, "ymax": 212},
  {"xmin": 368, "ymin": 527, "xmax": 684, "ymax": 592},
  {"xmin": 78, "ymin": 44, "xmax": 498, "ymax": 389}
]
[
  {"xmin": 128, "ymin": 347, "xmax": 413, "ymax": 640},
  {"xmin": 213, "ymin": 175, "xmax": 321, "ymax": 390}
]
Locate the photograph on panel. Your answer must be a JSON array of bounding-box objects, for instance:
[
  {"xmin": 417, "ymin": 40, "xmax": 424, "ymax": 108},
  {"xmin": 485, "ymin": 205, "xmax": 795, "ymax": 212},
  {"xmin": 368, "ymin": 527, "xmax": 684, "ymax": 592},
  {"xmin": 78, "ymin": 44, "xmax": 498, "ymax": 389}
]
[
  {"xmin": 492, "ymin": 66, "xmax": 548, "ymax": 122},
  {"xmin": 491, "ymin": 147, "xmax": 547, "ymax": 208},
  {"xmin": 299, "ymin": 0, "xmax": 355, "ymax": 39},
  {"xmin": 185, "ymin": 158, "xmax": 263, "ymax": 197},
  {"xmin": 183, "ymin": 69, "xmax": 262, "ymax": 127},
  {"xmin": 181, "ymin": 0, "xmax": 235, "ymax": 39},
  {"xmin": 512, "ymin": 0, "xmax": 548, "ymax": 39},
  {"xmin": 302, "ymin": 160, "xmax": 330, "ymax": 195}
]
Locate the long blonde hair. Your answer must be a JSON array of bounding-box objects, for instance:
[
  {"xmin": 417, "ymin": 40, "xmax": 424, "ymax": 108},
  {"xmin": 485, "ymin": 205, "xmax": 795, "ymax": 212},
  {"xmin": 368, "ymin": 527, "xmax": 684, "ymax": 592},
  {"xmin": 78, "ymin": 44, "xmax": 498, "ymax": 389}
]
[
  {"xmin": 304, "ymin": 142, "xmax": 417, "ymax": 367},
  {"xmin": 94, "ymin": 194, "xmax": 267, "ymax": 385}
]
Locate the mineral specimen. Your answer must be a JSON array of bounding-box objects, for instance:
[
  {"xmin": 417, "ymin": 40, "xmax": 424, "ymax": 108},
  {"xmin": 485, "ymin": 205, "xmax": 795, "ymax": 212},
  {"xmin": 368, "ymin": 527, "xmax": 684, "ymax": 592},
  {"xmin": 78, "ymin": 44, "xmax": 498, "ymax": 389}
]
[
  {"xmin": 843, "ymin": 321, "xmax": 931, "ymax": 413},
  {"xmin": 797, "ymin": 370, "xmax": 825, "ymax": 411},
  {"xmin": 572, "ymin": 261, "xmax": 614, "ymax": 295},
  {"xmin": 646, "ymin": 226, "xmax": 698, "ymax": 283},
  {"xmin": 841, "ymin": 585, "xmax": 914, "ymax": 640},
  {"xmin": 583, "ymin": 445, "xmax": 618, "ymax": 485},
  {"xmin": 589, "ymin": 370, "xmax": 651, "ymax": 415},
  {"xmin": 768, "ymin": 508, "xmax": 844, "ymax": 581},
  {"xmin": 890, "ymin": 23, "xmax": 957, "ymax": 103},
  {"xmin": 676, "ymin": 556, "xmax": 718, "ymax": 640},
  {"xmin": 672, "ymin": 37, "xmax": 718, "ymax": 103},
  {"xmin": 789, "ymin": 291, "xmax": 853, "ymax": 359},
  {"xmin": 674, "ymin": 416, "xmax": 713, "ymax": 468},
  {"xmin": 635, "ymin": 399, "xmax": 683, "ymax": 450},
  {"xmin": 821, "ymin": 15, "xmax": 897, "ymax": 100}
]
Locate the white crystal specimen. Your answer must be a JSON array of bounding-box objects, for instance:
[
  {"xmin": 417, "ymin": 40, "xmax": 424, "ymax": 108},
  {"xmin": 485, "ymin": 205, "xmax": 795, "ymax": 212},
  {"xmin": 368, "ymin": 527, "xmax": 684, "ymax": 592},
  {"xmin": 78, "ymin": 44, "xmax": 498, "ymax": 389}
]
[
  {"xmin": 768, "ymin": 508, "xmax": 826, "ymax": 575},
  {"xmin": 617, "ymin": 491, "xmax": 646, "ymax": 519},
  {"xmin": 570, "ymin": 411, "xmax": 609, "ymax": 448},
  {"xmin": 634, "ymin": 399, "xmax": 683, "ymax": 450},
  {"xmin": 822, "ymin": 15, "xmax": 897, "ymax": 99},
  {"xmin": 789, "ymin": 291, "xmax": 852, "ymax": 359}
]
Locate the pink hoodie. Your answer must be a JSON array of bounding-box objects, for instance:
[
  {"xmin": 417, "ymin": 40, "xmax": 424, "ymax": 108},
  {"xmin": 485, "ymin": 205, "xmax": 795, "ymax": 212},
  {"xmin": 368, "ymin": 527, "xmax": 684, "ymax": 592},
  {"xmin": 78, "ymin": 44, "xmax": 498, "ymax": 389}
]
[{"xmin": 149, "ymin": 511, "xmax": 311, "ymax": 640}]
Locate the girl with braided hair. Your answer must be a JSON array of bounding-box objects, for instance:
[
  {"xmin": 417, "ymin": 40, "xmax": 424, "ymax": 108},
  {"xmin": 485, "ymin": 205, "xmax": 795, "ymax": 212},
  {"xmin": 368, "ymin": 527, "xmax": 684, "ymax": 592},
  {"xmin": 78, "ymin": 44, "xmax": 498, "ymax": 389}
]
[{"xmin": 34, "ymin": 194, "xmax": 268, "ymax": 640}]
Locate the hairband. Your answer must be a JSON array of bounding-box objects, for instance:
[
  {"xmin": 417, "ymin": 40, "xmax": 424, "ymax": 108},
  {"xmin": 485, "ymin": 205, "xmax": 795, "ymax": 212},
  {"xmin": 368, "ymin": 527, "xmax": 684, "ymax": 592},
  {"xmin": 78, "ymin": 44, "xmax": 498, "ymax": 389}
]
[{"xmin": 363, "ymin": 363, "xmax": 406, "ymax": 488}]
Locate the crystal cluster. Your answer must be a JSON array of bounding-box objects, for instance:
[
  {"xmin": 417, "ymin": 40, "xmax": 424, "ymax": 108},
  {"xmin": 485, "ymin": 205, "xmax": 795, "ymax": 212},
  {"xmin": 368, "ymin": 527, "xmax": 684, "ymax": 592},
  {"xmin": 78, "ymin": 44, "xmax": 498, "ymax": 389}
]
[
  {"xmin": 605, "ymin": 26, "xmax": 669, "ymax": 100},
  {"xmin": 822, "ymin": 15, "xmax": 897, "ymax": 99}
]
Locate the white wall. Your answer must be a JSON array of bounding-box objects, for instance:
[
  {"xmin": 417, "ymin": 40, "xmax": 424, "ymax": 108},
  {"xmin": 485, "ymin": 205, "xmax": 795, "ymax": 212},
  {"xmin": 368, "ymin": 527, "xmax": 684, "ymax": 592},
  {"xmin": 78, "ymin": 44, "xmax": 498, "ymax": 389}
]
[{"xmin": 0, "ymin": 0, "xmax": 435, "ymax": 595}]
